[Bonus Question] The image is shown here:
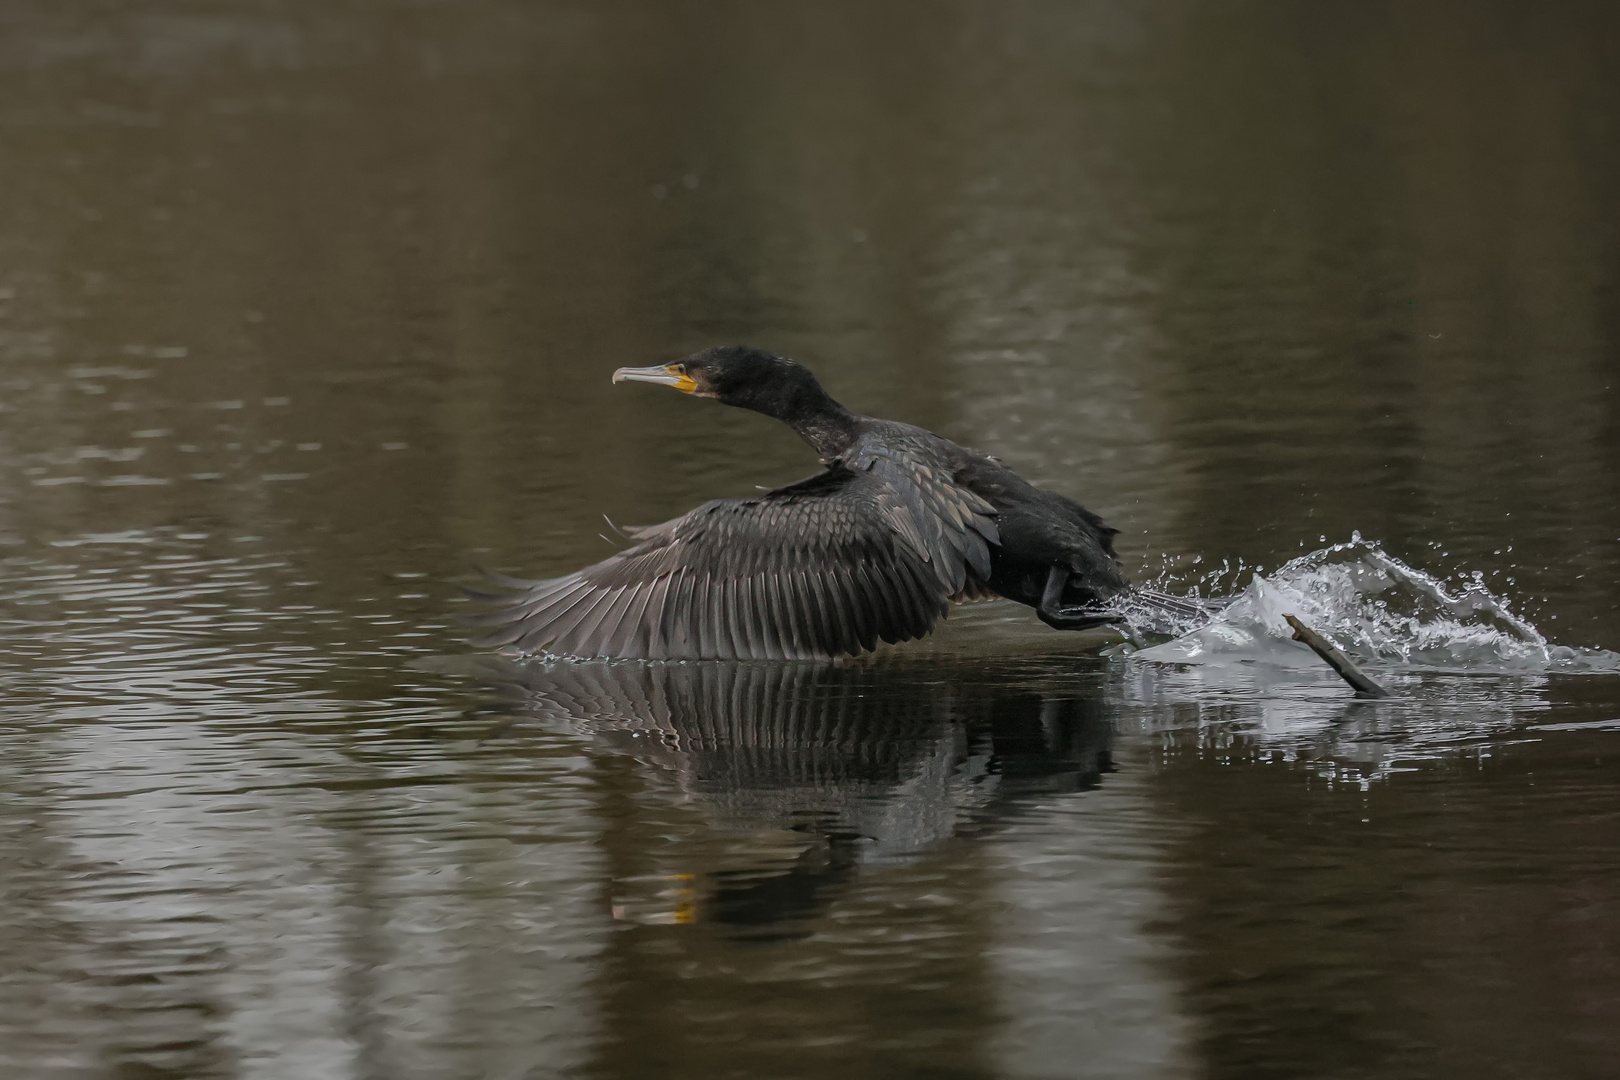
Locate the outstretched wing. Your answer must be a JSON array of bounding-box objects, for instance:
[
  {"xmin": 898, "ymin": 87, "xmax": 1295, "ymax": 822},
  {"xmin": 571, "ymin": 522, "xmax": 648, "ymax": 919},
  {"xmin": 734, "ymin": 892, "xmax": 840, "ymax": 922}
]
[{"xmin": 465, "ymin": 462, "xmax": 1000, "ymax": 660}]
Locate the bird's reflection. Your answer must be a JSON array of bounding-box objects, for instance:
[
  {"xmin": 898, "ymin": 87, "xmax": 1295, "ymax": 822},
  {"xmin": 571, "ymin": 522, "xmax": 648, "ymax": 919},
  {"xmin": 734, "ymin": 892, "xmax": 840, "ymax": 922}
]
[{"xmin": 465, "ymin": 657, "xmax": 1113, "ymax": 936}]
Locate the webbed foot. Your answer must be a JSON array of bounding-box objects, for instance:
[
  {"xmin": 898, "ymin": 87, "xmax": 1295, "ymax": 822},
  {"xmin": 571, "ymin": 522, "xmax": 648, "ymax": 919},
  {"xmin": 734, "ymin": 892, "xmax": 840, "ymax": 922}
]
[
  {"xmin": 1037, "ymin": 606, "xmax": 1126, "ymax": 632},
  {"xmin": 1036, "ymin": 565, "xmax": 1125, "ymax": 632}
]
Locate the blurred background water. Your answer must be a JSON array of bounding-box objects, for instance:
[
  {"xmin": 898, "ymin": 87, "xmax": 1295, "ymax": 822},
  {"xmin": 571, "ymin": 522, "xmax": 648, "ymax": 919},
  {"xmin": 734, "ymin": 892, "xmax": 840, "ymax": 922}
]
[{"xmin": 0, "ymin": 2, "xmax": 1617, "ymax": 1078}]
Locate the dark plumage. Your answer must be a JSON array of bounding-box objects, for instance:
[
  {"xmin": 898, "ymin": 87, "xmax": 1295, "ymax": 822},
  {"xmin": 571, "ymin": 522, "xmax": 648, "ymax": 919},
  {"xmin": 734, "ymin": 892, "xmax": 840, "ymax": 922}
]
[{"xmin": 466, "ymin": 346, "xmax": 1148, "ymax": 660}]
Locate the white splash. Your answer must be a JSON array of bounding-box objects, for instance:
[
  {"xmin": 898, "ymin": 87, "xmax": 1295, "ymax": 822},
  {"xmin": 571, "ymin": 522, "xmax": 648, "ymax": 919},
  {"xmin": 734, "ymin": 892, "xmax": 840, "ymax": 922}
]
[{"xmin": 1119, "ymin": 535, "xmax": 1620, "ymax": 675}]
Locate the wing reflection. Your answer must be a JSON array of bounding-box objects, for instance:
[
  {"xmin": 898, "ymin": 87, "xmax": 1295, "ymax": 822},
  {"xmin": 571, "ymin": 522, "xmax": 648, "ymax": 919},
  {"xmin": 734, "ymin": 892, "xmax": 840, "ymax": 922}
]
[{"xmin": 474, "ymin": 659, "xmax": 1112, "ymax": 935}]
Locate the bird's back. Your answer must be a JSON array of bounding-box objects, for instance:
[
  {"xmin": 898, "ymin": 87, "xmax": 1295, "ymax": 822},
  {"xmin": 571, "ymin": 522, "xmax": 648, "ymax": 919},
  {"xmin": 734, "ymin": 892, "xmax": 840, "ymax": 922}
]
[{"xmin": 868, "ymin": 424, "xmax": 1128, "ymax": 605}]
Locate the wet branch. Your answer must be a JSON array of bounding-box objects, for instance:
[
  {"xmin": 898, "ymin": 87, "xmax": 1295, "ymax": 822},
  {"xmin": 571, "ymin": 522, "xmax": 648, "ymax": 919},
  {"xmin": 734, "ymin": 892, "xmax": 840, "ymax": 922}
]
[{"xmin": 1284, "ymin": 614, "xmax": 1391, "ymax": 698}]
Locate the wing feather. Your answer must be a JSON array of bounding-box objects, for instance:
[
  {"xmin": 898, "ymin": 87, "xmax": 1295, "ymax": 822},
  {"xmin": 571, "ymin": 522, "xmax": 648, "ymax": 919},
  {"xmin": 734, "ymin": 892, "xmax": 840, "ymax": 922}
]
[
  {"xmin": 720, "ymin": 576, "xmax": 745, "ymax": 660},
  {"xmin": 467, "ymin": 444, "xmax": 1001, "ymax": 659},
  {"xmin": 763, "ymin": 570, "xmax": 791, "ymax": 658},
  {"xmin": 668, "ymin": 569, "xmax": 698, "ymax": 657},
  {"xmin": 542, "ymin": 584, "xmax": 616, "ymax": 653},
  {"xmin": 595, "ymin": 581, "xmax": 645, "ymax": 658},
  {"xmin": 789, "ymin": 566, "xmax": 828, "ymax": 659},
  {"xmin": 695, "ymin": 573, "xmax": 717, "ymax": 659}
]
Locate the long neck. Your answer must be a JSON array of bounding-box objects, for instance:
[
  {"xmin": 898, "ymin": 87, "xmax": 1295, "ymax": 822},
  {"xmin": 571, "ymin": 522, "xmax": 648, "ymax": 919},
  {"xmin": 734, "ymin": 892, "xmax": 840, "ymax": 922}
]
[
  {"xmin": 791, "ymin": 402, "xmax": 861, "ymax": 461},
  {"xmin": 756, "ymin": 382, "xmax": 859, "ymax": 460}
]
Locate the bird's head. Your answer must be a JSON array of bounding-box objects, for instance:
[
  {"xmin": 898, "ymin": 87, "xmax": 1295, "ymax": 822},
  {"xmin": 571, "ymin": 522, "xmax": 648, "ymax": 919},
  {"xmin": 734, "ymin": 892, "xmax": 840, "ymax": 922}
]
[{"xmin": 613, "ymin": 345, "xmax": 834, "ymax": 421}]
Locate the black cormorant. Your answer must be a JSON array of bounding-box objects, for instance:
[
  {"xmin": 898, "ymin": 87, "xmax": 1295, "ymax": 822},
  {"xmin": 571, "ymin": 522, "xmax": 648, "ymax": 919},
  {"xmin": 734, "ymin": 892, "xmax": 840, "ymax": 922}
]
[{"xmin": 468, "ymin": 345, "xmax": 1171, "ymax": 660}]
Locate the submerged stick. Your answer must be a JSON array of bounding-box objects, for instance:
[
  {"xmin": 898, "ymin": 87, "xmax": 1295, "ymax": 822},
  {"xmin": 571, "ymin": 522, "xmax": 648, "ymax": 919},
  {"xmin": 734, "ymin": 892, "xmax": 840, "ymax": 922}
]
[{"xmin": 1283, "ymin": 614, "xmax": 1391, "ymax": 698}]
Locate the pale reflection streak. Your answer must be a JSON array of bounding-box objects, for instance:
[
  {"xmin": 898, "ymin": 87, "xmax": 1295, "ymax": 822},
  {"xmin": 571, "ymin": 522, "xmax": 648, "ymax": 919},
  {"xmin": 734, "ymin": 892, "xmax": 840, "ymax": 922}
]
[
  {"xmin": 988, "ymin": 794, "xmax": 1195, "ymax": 1080},
  {"xmin": 0, "ymin": 552, "xmax": 605, "ymax": 1079}
]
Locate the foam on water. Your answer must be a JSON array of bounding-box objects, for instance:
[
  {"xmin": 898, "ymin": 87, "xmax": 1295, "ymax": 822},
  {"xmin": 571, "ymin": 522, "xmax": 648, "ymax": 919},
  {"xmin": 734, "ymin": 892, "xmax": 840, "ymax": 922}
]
[{"xmin": 1116, "ymin": 535, "xmax": 1620, "ymax": 675}]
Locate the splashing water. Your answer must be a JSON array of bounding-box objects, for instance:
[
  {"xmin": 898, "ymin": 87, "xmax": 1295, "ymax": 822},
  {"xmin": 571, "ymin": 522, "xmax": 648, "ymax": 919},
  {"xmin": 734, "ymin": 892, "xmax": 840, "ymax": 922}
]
[{"xmin": 1115, "ymin": 535, "xmax": 1620, "ymax": 675}]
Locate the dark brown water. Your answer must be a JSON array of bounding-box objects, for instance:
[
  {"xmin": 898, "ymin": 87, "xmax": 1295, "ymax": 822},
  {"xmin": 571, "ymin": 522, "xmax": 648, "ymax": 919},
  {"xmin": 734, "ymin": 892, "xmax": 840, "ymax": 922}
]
[{"xmin": 1, "ymin": 2, "xmax": 1618, "ymax": 1078}]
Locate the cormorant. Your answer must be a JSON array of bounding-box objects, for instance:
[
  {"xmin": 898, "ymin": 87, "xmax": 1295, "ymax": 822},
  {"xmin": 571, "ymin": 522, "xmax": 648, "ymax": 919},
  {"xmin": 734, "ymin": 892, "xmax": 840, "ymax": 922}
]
[{"xmin": 467, "ymin": 345, "xmax": 1167, "ymax": 660}]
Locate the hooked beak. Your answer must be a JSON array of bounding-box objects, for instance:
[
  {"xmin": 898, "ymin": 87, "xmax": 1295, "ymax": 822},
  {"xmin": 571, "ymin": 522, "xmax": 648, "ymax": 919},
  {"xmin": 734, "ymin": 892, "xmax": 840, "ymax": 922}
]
[{"xmin": 612, "ymin": 364, "xmax": 698, "ymax": 393}]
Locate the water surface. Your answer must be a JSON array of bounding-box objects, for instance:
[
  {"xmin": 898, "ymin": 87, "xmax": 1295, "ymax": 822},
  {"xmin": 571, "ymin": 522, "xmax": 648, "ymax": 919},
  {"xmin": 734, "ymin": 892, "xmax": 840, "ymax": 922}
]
[{"xmin": 1, "ymin": 2, "xmax": 1617, "ymax": 1078}]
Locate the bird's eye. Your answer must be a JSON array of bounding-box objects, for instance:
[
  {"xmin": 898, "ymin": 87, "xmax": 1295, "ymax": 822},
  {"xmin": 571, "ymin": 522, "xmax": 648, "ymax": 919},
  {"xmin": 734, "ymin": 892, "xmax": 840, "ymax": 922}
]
[{"xmin": 672, "ymin": 364, "xmax": 687, "ymax": 375}]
